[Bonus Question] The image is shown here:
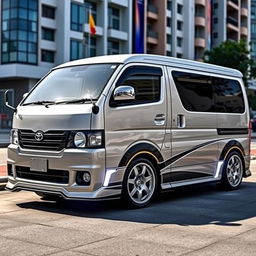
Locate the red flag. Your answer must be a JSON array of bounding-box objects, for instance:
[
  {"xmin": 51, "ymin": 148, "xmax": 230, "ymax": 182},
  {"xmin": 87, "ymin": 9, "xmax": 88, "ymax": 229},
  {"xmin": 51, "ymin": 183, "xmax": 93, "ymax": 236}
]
[{"xmin": 89, "ymin": 13, "xmax": 96, "ymax": 35}]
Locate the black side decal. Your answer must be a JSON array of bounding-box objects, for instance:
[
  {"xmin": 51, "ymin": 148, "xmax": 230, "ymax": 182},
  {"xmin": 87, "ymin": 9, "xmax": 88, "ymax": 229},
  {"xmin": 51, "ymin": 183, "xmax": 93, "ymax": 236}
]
[
  {"xmin": 219, "ymin": 140, "xmax": 245, "ymax": 160},
  {"xmin": 118, "ymin": 143, "xmax": 164, "ymax": 167},
  {"xmin": 217, "ymin": 128, "xmax": 248, "ymax": 135},
  {"xmin": 160, "ymin": 139, "xmax": 221, "ymax": 168},
  {"xmin": 163, "ymin": 171, "xmax": 212, "ymax": 183}
]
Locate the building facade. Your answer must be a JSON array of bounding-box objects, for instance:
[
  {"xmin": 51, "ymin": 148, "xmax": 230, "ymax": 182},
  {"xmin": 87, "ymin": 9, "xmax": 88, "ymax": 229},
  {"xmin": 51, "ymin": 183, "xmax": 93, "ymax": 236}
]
[
  {"xmin": 0, "ymin": 0, "xmax": 132, "ymax": 129},
  {"xmin": 212, "ymin": 0, "xmax": 250, "ymax": 47},
  {"xmin": 251, "ymin": 0, "xmax": 256, "ymax": 61}
]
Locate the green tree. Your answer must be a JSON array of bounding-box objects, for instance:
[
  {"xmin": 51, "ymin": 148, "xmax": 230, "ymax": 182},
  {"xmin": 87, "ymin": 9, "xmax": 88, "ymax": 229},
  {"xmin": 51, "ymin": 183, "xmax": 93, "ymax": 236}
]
[{"xmin": 203, "ymin": 40, "xmax": 255, "ymax": 86}]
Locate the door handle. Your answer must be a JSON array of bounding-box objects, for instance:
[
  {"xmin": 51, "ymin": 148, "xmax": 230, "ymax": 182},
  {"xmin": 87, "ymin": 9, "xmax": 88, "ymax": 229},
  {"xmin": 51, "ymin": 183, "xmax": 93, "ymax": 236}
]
[
  {"xmin": 154, "ymin": 114, "xmax": 165, "ymax": 126},
  {"xmin": 177, "ymin": 114, "xmax": 185, "ymax": 128}
]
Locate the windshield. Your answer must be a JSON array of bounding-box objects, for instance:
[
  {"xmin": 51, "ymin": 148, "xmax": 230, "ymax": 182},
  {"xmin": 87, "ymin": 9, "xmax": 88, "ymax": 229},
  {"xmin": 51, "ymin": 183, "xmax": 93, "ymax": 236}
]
[{"xmin": 23, "ymin": 64, "xmax": 118, "ymax": 105}]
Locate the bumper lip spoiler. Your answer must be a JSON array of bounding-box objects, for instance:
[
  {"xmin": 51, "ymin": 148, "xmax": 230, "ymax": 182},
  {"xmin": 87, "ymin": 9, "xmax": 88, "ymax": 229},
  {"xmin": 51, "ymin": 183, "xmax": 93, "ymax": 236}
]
[{"xmin": 5, "ymin": 185, "xmax": 121, "ymax": 201}]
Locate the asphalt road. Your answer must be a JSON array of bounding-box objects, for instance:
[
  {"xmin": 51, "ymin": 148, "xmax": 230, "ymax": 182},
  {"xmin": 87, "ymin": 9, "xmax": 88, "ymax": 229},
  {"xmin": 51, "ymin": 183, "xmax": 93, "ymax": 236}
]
[{"xmin": 0, "ymin": 161, "xmax": 256, "ymax": 256}]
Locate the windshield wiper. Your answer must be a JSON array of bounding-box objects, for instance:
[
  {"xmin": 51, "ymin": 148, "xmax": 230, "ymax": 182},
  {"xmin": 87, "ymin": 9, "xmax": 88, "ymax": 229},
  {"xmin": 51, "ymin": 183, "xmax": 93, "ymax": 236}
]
[
  {"xmin": 54, "ymin": 98, "xmax": 97, "ymax": 105},
  {"xmin": 22, "ymin": 100, "xmax": 56, "ymax": 106}
]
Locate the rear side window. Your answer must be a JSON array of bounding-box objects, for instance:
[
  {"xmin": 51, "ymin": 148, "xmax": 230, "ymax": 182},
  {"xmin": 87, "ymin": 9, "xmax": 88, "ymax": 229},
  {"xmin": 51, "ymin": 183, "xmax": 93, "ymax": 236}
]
[
  {"xmin": 111, "ymin": 66, "xmax": 162, "ymax": 106},
  {"xmin": 172, "ymin": 71, "xmax": 245, "ymax": 113}
]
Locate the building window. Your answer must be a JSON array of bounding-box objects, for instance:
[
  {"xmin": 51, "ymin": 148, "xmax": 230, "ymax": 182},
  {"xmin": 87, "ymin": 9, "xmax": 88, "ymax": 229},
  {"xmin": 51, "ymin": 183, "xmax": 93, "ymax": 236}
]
[
  {"xmin": 177, "ymin": 37, "xmax": 182, "ymax": 47},
  {"xmin": 42, "ymin": 5, "xmax": 55, "ymax": 19},
  {"xmin": 1, "ymin": 0, "xmax": 38, "ymax": 64},
  {"xmin": 213, "ymin": 32, "xmax": 218, "ymax": 38},
  {"xmin": 70, "ymin": 39, "xmax": 83, "ymax": 60},
  {"xmin": 167, "ymin": 17, "xmax": 171, "ymax": 27},
  {"xmin": 252, "ymin": 23, "xmax": 256, "ymax": 34},
  {"xmin": 177, "ymin": 20, "xmax": 182, "ymax": 30},
  {"xmin": 108, "ymin": 7, "xmax": 120, "ymax": 30},
  {"xmin": 90, "ymin": 37, "xmax": 97, "ymax": 57},
  {"xmin": 252, "ymin": 4, "xmax": 256, "ymax": 19},
  {"xmin": 213, "ymin": 17, "xmax": 218, "ymax": 24},
  {"xmin": 177, "ymin": 53, "xmax": 183, "ymax": 58},
  {"xmin": 42, "ymin": 27, "xmax": 54, "ymax": 41},
  {"xmin": 177, "ymin": 4, "xmax": 183, "ymax": 14},
  {"xmin": 167, "ymin": 0, "xmax": 172, "ymax": 11},
  {"xmin": 251, "ymin": 42, "xmax": 256, "ymax": 56},
  {"xmin": 167, "ymin": 34, "xmax": 171, "ymax": 44},
  {"xmin": 41, "ymin": 49, "xmax": 54, "ymax": 63},
  {"xmin": 108, "ymin": 40, "xmax": 120, "ymax": 54}
]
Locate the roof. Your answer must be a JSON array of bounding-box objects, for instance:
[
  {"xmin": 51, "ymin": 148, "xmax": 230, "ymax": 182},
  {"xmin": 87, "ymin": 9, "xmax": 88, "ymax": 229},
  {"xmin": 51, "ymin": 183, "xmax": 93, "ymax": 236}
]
[{"xmin": 54, "ymin": 54, "xmax": 242, "ymax": 78}]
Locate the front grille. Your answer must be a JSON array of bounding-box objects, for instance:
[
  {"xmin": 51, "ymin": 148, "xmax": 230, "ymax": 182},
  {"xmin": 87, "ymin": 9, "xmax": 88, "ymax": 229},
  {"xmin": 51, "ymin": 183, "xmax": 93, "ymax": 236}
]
[
  {"xmin": 16, "ymin": 166, "xmax": 69, "ymax": 184},
  {"xmin": 19, "ymin": 130, "xmax": 69, "ymax": 151}
]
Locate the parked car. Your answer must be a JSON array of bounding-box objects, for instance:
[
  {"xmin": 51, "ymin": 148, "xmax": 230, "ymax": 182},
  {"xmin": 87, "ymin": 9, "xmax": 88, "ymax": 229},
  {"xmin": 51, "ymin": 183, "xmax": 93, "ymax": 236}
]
[
  {"xmin": 5, "ymin": 54, "xmax": 251, "ymax": 208},
  {"xmin": 251, "ymin": 115, "xmax": 256, "ymax": 132}
]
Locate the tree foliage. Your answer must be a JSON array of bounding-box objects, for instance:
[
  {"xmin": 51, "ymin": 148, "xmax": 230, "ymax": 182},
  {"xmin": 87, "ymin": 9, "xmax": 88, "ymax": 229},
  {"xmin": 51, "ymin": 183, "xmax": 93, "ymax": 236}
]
[{"xmin": 203, "ymin": 40, "xmax": 255, "ymax": 86}]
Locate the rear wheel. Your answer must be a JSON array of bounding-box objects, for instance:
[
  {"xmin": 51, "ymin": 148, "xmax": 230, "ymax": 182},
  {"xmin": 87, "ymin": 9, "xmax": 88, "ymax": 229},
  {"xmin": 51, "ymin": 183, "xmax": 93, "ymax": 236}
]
[
  {"xmin": 121, "ymin": 158, "xmax": 158, "ymax": 208},
  {"xmin": 220, "ymin": 151, "xmax": 244, "ymax": 190}
]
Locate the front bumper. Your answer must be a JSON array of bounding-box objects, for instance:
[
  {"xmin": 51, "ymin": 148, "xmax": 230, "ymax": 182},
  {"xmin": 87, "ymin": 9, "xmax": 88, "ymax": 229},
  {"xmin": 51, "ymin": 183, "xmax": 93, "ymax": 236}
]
[{"xmin": 6, "ymin": 144, "xmax": 124, "ymax": 200}]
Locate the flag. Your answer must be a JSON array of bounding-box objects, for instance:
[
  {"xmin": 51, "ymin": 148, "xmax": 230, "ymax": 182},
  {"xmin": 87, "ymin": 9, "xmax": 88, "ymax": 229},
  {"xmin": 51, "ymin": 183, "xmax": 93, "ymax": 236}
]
[{"xmin": 89, "ymin": 13, "xmax": 96, "ymax": 35}]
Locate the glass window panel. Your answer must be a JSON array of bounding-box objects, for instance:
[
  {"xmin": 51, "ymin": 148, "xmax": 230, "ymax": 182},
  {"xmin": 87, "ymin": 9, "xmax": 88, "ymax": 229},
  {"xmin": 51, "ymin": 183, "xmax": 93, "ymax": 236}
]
[
  {"xmin": 28, "ymin": 10, "xmax": 37, "ymax": 21},
  {"xmin": 19, "ymin": 20, "xmax": 28, "ymax": 30},
  {"xmin": 79, "ymin": 6, "xmax": 85, "ymax": 23},
  {"xmin": 29, "ymin": 22, "xmax": 37, "ymax": 32},
  {"xmin": 2, "ymin": 31, "xmax": 9, "ymax": 41},
  {"xmin": 18, "ymin": 30, "xmax": 27, "ymax": 40},
  {"xmin": 2, "ymin": 21, "xmax": 8, "ymax": 31},
  {"xmin": 3, "ymin": 9, "xmax": 10, "ymax": 19},
  {"xmin": 18, "ymin": 41, "xmax": 27, "ymax": 51},
  {"xmin": 18, "ymin": 52, "xmax": 27, "ymax": 62},
  {"xmin": 10, "ymin": 19, "xmax": 18, "ymax": 29},
  {"xmin": 28, "ymin": 42, "xmax": 36, "ymax": 53},
  {"xmin": 2, "ymin": 43, "xmax": 8, "ymax": 52},
  {"xmin": 2, "ymin": 53, "xmax": 9, "ymax": 62},
  {"xmin": 28, "ymin": 53, "xmax": 36, "ymax": 63},
  {"xmin": 10, "ymin": 8, "xmax": 18, "ymax": 18},
  {"xmin": 10, "ymin": 52, "xmax": 17, "ymax": 62},
  {"xmin": 10, "ymin": 0, "xmax": 18, "ymax": 7},
  {"xmin": 71, "ymin": 4, "xmax": 78, "ymax": 22},
  {"xmin": 10, "ymin": 30, "xmax": 18, "ymax": 40},
  {"xmin": 29, "ymin": 0, "xmax": 37, "ymax": 10},
  {"xmin": 19, "ymin": 8, "xmax": 28, "ymax": 19},
  {"xmin": 19, "ymin": 0, "xmax": 28, "ymax": 8},
  {"xmin": 9, "ymin": 41, "xmax": 17, "ymax": 51},
  {"xmin": 3, "ymin": 0, "xmax": 10, "ymax": 9},
  {"xmin": 28, "ymin": 32, "xmax": 37, "ymax": 42}
]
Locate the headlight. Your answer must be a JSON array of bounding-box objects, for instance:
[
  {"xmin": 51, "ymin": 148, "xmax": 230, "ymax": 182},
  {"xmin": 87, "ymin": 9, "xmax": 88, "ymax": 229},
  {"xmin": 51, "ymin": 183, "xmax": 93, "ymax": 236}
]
[
  {"xmin": 68, "ymin": 130, "xmax": 104, "ymax": 148},
  {"xmin": 74, "ymin": 132, "xmax": 87, "ymax": 148},
  {"xmin": 10, "ymin": 129, "xmax": 19, "ymax": 145}
]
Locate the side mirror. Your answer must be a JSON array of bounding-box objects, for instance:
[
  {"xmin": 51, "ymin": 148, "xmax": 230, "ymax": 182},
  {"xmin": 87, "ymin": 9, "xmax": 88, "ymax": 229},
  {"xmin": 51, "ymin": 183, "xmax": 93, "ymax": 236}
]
[
  {"xmin": 113, "ymin": 86, "xmax": 135, "ymax": 101},
  {"xmin": 4, "ymin": 90, "xmax": 16, "ymax": 112},
  {"xmin": 23, "ymin": 92, "xmax": 29, "ymax": 99}
]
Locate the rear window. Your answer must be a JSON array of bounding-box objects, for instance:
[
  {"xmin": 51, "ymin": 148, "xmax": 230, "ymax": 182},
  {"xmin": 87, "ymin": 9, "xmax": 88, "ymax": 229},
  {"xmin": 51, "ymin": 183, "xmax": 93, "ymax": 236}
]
[{"xmin": 172, "ymin": 71, "xmax": 245, "ymax": 113}]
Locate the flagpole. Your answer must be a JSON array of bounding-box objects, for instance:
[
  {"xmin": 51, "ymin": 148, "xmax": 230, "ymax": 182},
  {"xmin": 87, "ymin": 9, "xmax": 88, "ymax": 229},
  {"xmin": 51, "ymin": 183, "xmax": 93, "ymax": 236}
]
[{"xmin": 88, "ymin": 6, "xmax": 92, "ymax": 58}]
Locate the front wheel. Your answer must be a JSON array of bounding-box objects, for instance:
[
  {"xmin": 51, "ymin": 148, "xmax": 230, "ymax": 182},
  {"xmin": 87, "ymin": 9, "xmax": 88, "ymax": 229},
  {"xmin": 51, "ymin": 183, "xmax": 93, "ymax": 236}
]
[
  {"xmin": 121, "ymin": 158, "xmax": 158, "ymax": 208},
  {"xmin": 220, "ymin": 151, "xmax": 244, "ymax": 190}
]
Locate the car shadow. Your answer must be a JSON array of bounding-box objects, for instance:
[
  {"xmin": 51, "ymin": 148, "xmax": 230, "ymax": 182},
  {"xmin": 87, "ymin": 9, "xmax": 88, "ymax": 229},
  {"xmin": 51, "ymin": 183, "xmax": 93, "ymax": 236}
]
[{"xmin": 17, "ymin": 181, "xmax": 256, "ymax": 226}]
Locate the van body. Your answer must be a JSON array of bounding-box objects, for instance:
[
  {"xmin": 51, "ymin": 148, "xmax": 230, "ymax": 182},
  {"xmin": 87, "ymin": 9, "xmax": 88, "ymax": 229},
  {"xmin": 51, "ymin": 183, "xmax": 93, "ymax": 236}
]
[{"xmin": 6, "ymin": 54, "xmax": 251, "ymax": 207}]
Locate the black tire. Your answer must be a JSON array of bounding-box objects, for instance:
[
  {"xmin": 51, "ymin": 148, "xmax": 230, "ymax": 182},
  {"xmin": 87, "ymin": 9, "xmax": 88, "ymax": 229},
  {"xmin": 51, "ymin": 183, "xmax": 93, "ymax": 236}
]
[
  {"xmin": 121, "ymin": 157, "xmax": 159, "ymax": 208},
  {"xmin": 220, "ymin": 151, "xmax": 244, "ymax": 190}
]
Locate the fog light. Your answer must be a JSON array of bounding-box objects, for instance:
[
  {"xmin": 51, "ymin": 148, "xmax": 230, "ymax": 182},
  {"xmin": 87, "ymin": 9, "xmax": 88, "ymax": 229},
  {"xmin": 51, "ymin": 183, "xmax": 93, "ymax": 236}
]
[
  {"xmin": 83, "ymin": 172, "xmax": 91, "ymax": 183},
  {"xmin": 76, "ymin": 171, "xmax": 91, "ymax": 185}
]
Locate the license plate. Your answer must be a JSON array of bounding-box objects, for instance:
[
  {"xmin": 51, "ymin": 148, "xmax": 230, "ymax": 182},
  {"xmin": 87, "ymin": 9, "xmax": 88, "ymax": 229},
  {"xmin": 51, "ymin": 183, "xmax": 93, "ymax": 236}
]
[{"xmin": 30, "ymin": 158, "xmax": 47, "ymax": 172}]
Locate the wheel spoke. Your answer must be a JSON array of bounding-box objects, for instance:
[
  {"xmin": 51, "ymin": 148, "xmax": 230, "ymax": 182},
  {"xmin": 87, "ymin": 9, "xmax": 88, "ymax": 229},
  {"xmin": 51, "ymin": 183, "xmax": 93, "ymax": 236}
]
[
  {"xmin": 145, "ymin": 175, "xmax": 152, "ymax": 183},
  {"xmin": 128, "ymin": 178, "xmax": 135, "ymax": 184},
  {"xmin": 130, "ymin": 187, "xmax": 137, "ymax": 197},
  {"xmin": 141, "ymin": 165, "xmax": 146, "ymax": 176},
  {"xmin": 133, "ymin": 166, "xmax": 139, "ymax": 177},
  {"xmin": 137, "ymin": 190, "xmax": 143, "ymax": 201}
]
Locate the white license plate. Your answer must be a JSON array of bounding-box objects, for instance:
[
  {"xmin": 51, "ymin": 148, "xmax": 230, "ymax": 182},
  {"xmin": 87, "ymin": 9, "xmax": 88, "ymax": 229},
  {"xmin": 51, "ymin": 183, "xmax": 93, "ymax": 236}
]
[{"xmin": 30, "ymin": 158, "xmax": 47, "ymax": 172}]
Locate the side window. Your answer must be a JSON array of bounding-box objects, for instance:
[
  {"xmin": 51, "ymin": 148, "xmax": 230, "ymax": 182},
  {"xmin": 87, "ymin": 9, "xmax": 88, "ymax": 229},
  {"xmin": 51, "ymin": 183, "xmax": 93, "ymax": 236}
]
[
  {"xmin": 172, "ymin": 71, "xmax": 245, "ymax": 113},
  {"xmin": 213, "ymin": 78, "xmax": 245, "ymax": 113},
  {"xmin": 111, "ymin": 66, "xmax": 162, "ymax": 107},
  {"xmin": 172, "ymin": 71, "xmax": 214, "ymax": 112}
]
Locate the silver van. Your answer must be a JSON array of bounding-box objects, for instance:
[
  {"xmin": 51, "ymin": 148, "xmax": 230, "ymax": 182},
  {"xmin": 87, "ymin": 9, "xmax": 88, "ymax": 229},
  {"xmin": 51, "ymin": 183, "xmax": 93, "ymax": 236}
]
[{"xmin": 5, "ymin": 54, "xmax": 251, "ymax": 207}]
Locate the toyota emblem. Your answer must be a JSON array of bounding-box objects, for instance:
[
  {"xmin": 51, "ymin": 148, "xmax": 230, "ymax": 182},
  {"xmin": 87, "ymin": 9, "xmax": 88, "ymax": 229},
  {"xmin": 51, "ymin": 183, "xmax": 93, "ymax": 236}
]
[{"xmin": 35, "ymin": 131, "xmax": 44, "ymax": 141}]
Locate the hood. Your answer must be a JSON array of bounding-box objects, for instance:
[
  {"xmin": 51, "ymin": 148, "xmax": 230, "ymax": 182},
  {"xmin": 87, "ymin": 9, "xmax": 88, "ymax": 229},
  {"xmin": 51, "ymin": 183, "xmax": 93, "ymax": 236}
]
[{"xmin": 13, "ymin": 104, "xmax": 92, "ymax": 132}]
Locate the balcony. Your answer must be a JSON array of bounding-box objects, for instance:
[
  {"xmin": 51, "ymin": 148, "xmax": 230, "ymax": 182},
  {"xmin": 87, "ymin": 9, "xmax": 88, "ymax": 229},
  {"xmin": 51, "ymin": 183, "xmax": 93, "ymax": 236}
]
[
  {"xmin": 195, "ymin": 17, "xmax": 206, "ymax": 27},
  {"xmin": 195, "ymin": 38, "xmax": 206, "ymax": 48},
  {"xmin": 147, "ymin": 4, "xmax": 158, "ymax": 20},
  {"xmin": 227, "ymin": 0, "xmax": 239, "ymax": 10},
  {"xmin": 241, "ymin": 7, "xmax": 248, "ymax": 17},
  {"xmin": 147, "ymin": 30, "xmax": 158, "ymax": 45},
  {"xmin": 195, "ymin": 0, "xmax": 206, "ymax": 6},
  {"xmin": 241, "ymin": 26, "xmax": 248, "ymax": 36},
  {"xmin": 227, "ymin": 16, "xmax": 238, "ymax": 27}
]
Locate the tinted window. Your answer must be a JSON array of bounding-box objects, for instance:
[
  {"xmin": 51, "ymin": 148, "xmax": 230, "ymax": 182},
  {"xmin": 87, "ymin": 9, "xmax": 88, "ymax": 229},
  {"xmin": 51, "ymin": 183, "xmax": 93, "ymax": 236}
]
[
  {"xmin": 172, "ymin": 71, "xmax": 214, "ymax": 112},
  {"xmin": 112, "ymin": 66, "xmax": 162, "ymax": 106},
  {"xmin": 42, "ymin": 5, "xmax": 55, "ymax": 19},
  {"xmin": 172, "ymin": 71, "xmax": 245, "ymax": 113},
  {"xmin": 213, "ymin": 78, "xmax": 245, "ymax": 113}
]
